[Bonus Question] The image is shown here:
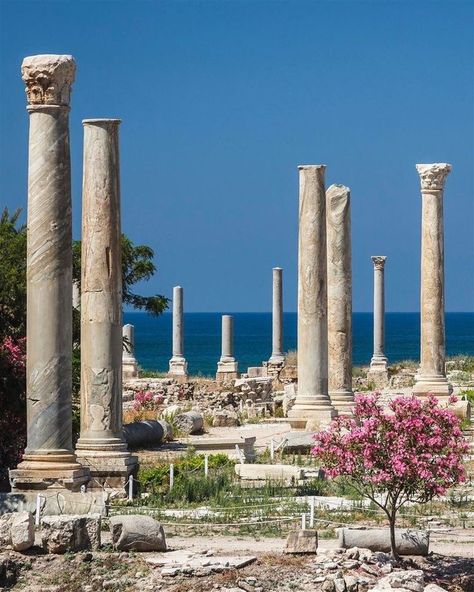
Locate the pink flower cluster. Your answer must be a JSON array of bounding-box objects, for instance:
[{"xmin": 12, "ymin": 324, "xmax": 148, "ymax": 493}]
[
  {"xmin": 132, "ymin": 390, "xmax": 164, "ymax": 412},
  {"xmin": 0, "ymin": 337, "xmax": 26, "ymax": 377},
  {"xmin": 312, "ymin": 393, "xmax": 468, "ymax": 501}
]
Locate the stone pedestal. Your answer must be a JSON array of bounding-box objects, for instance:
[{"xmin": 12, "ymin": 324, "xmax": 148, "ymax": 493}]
[
  {"xmin": 326, "ymin": 184, "xmax": 354, "ymax": 413},
  {"xmin": 168, "ymin": 286, "xmax": 188, "ymax": 380},
  {"xmin": 413, "ymin": 163, "xmax": 452, "ymax": 399},
  {"xmin": 268, "ymin": 267, "xmax": 285, "ymax": 366},
  {"xmin": 122, "ymin": 324, "xmax": 138, "ymax": 379},
  {"xmin": 367, "ymin": 256, "xmax": 389, "ymax": 388},
  {"xmin": 10, "ymin": 55, "xmax": 89, "ymax": 493},
  {"xmin": 288, "ymin": 165, "xmax": 336, "ymax": 427},
  {"xmin": 75, "ymin": 119, "xmax": 137, "ymax": 488},
  {"xmin": 216, "ymin": 315, "xmax": 239, "ymax": 383}
]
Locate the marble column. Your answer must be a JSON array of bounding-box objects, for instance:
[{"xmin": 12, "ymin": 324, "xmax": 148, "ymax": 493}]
[
  {"xmin": 122, "ymin": 324, "xmax": 138, "ymax": 379},
  {"xmin": 368, "ymin": 256, "xmax": 389, "ymax": 387},
  {"xmin": 413, "ymin": 163, "xmax": 452, "ymax": 398},
  {"xmin": 326, "ymin": 184, "xmax": 354, "ymax": 413},
  {"xmin": 75, "ymin": 119, "xmax": 137, "ymax": 486},
  {"xmin": 216, "ymin": 315, "xmax": 239, "ymax": 383},
  {"xmin": 288, "ymin": 165, "xmax": 336, "ymax": 426},
  {"xmin": 268, "ymin": 267, "xmax": 285, "ymax": 365},
  {"xmin": 10, "ymin": 55, "xmax": 89, "ymax": 492},
  {"xmin": 168, "ymin": 286, "xmax": 188, "ymax": 378}
]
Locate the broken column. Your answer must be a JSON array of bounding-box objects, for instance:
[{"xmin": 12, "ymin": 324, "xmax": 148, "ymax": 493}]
[
  {"xmin": 75, "ymin": 119, "xmax": 137, "ymax": 486},
  {"xmin": 10, "ymin": 55, "xmax": 89, "ymax": 492},
  {"xmin": 326, "ymin": 184, "xmax": 354, "ymax": 413},
  {"xmin": 216, "ymin": 315, "xmax": 239, "ymax": 383},
  {"xmin": 413, "ymin": 163, "xmax": 452, "ymax": 398},
  {"xmin": 367, "ymin": 256, "xmax": 389, "ymax": 388},
  {"xmin": 288, "ymin": 165, "xmax": 336, "ymax": 427},
  {"xmin": 122, "ymin": 324, "xmax": 138, "ymax": 379},
  {"xmin": 168, "ymin": 286, "xmax": 188, "ymax": 379}
]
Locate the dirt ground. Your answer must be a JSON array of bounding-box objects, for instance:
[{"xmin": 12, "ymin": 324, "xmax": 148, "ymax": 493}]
[{"xmin": 1, "ymin": 530, "xmax": 473, "ymax": 592}]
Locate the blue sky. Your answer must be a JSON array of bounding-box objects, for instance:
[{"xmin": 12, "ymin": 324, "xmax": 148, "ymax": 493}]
[{"xmin": 1, "ymin": 0, "xmax": 473, "ymax": 312}]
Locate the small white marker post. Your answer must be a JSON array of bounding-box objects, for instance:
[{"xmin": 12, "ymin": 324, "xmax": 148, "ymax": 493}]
[
  {"xmin": 235, "ymin": 444, "xmax": 244, "ymax": 464},
  {"xmin": 35, "ymin": 494, "xmax": 41, "ymax": 527},
  {"xmin": 169, "ymin": 464, "xmax": 174, "ymax": 491},
  {"xmin": 270, "ymin": 439, "xmax": 275, "ymax": 462},
  {"xmin": 301, "ymin": 513, "xmax": 306, "ymax": 530},
  {"xmin": 128, "ymin": 474, "xmax": 134, "ymax": 501},
  {"xmin": 309, "ymin": 496, "xmax": 315, "ymax": 528},
  {"xmin": 204, "ymin": 454, "xmax": 209, "ymax": 478}
]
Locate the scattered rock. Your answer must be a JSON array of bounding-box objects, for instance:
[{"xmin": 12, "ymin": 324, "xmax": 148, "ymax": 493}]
[
  {"xmin": 10, "ymin": 512, "xmax": 34, "ymax": 551},
  {"xmin": 212, "ymin": 409, "xmax": 240, "ymax": 427},
  {"xmin": 109, "ymin": 515, "xmax": 166, "ymax": 552},
  {"xmin": 41, "ymin": 514, "xmax": 101, "ymax": 554},
  {"xmin": 174, "ymin": 410, "xmax": 204, "ymax": 434}
]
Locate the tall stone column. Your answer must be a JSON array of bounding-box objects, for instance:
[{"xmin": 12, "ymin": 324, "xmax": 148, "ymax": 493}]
[
  {"xmin": 288, "ymin": 165, "xmax": 336, "ymax": 427},
  {"xmin": 413, "ymin": 163, "xmax": 452, "ymax": 398},
  {"xmin": 216, "ymin": 315, "xmax": 239, "ymax": 383},
  {"xmin": 268, "ymin": 267, "xmax": 285, "ymax": 365},
  {"xmin": 367, "ymin": 256, "xmax": 389, "ymax": 388},
  {"xmin": 169, "ymin": 286, "xmax": 188, "ymax": 379},
  {"xmin": 75, "ymin": 119, "xmax": 137, "ymax": 487},
  {"xmin": 10, "ymin": 55, "xmax": 89, "ymax": 492},
  {"xmin": 122, "ymin": 324, "xmax": 138, "ymax": 379},
  {"xmin": 326, "ymin": 184, "xmax": 354, "ymax": 413}
]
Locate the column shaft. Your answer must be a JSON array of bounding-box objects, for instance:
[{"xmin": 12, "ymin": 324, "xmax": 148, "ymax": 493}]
[
  {"xmin": 326, "ymin": 184, "xmax": 353, "ymax": 411},
  {"xmin": 369, "ymin": 257, "xmax": 388, "ymax": 371},
  {"xmin": 216, "ymin": 315, "xmax": 238, "ymax": 381},
  {"xmin": 289, "ymin": 165, "xmax": 335, "ymax": 424},
  {"xmin": 269, "ymin": 267, "xmax": 284, "ymax": 363},
  {"xmin": 169, "ymin": 286, "xmax": 188, "ymax": 377},
  {"xmin": 413, "ymin": 163, "xmax": 452, "ymax": 398},
  {"xmin": 122, "ymin": 323, "xmax": 138, "ymax": 379}
]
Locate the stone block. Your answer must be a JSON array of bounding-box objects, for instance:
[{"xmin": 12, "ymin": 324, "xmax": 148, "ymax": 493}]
[
  {"xmin": 11, "ymin": 512, "xmax": 34, "ymax": 551},
  {"xmin": 285, "ymin": 529, "xmax": 318, "ymax": 554},
  {"xmin": 174, "ymin": 411, "xmax": 204, "ymax": 435},
  {"xmin": 338, "ymin": 528, "xmax": 429, "ymax": 556},
  {"xmin": 235, "ymin": 463, "xmax": 304, "ymax": 482},
  {"xmin": 109, "ymin": 515, "xmax": 166, "ymax": 552},
  {"xmin": 41, "ymin": 514, "xmax": 101, "ymax": 553}
]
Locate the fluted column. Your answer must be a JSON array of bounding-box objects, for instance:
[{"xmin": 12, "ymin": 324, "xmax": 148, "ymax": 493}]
[
  {"xmin": 122, "ymin": 324, "xmax": 138, "ymax": 379},
  {"xmin": 268, "ymin": 267, "xmax": 285, "ymax": 365},
  {"xmin": 75, "ymin": 119, "xmax": 136, "ymax": 485},
  {"xmin": 326, "ymin": 184, "xmax": 354, "ymax": 412},
  {"xmin": 10, "ymin": 55, "xmax": 89, "ymax": 492},
  {"xmin": 216, "ymin": 315, "xmax": 239, "ymax": 383},
  {"xmin": 288, "ymin": 165, "xmax": 336, "ymax": 426},
  {"xmin": 413, "ymin": 163, "xmax": 452, "ymax": 398},
  {"xmin": 169, "ymin": 286, "xmax": 188, "ymax": 378}
]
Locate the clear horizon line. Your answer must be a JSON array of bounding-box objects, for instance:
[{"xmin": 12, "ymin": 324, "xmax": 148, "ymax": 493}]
[{"xmin": 124, "ymin": 310, "xmax": 474, "ymax": 315}]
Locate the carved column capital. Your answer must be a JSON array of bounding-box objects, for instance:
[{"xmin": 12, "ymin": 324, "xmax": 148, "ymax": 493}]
[
  {"xmin": 371, "ymin": 256, "xmax": 387, "ymax": 270},
  {"xmin": 21, "ymin": 54, "xmax": 76, "ymax": 107},
  {"xmin": 416, "ymin": 163, "xmax": 452, "ymax": 191}
]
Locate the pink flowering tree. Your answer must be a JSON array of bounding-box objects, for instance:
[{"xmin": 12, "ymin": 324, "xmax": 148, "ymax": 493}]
[{"xmin": 312, "ymin": 394, "xmax": 468, "ymax": 560}]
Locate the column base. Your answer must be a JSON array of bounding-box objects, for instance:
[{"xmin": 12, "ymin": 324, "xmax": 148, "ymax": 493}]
[
  {"xmin": 264, "ymin": 358, "xmax": 285, "ymax": 378},
  {"xmin": 216, "ymin": 358, "xmax": 239, "ymax": 383},
  {"xmin": 412, "ymin": 374, "xmax": 453, "ymax": 399},
  {"xmin": 168, "ymin": 356, "xmax": 188, "ymax": 379},
  {"xmin": 9, "ymin": 451, "xmax": 90, "ymax": 493},
  {"xmin": 329, "ymin": 390, "xmax": 355, "ymax": 415},
  {"xmin": 287, "ymin": 395, "xmax": 337, "ymax": 430},
  {"xmin": 369, "ymin": 356, "xmax": 388, "ymax": 372},
  {"xmin": 122, "ymin": 357, "xmax": 138, "ymax": 379},
  {"xmin": 367, "ymin": 355, "xmax": 389, "ymax": 389},
  {"xmin": 75, "ymin": 450, "xmax": 138, "ymax": 490}
]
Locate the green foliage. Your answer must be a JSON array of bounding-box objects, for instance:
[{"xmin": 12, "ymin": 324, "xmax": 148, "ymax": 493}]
[
  {"xmin": 447, "ymin": 356, "xmax": 474, "ymax": 373},
  {"xmin": 460, "ymin": 389, "xmax": 474, "ymax": 404},
  {"xmin": 0, "ymin": 209, "xmax": 27, "ymax": 340}
]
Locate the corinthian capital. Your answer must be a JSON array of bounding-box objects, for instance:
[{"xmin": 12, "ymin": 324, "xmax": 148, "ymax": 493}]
[
  {"xmin": 371, "ymin": 256, "xmax": 387, "ymax": 270},
  {"xmin": 416, "ymin": 163, "xmax": 452, "ymax": 191},
  {"xmin": 21, "ymin": 54, "xmax": 76, "ymax": 107}
]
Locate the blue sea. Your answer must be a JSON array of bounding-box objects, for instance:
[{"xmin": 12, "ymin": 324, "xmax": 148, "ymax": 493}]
[{"xmin": 123, "ymin": 312, "xmax": 474, "ymax": 377}]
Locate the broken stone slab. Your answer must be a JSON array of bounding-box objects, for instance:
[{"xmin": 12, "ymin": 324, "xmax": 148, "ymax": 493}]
[
  {"xmin": 41, "ymin": 514, "xmax": 101, "ymax": 553},
  {"xmin": 235, "ymin": 463, "xmax": 304, "ymax": 482},
  {"xmin": 109, "ymin": 515, "xmax": 166, "ymax": 552},
  {"xmin": 182, "ymin": 436, "xmax": 256, "ymax": 461},
  {"xmin": 0, "ymin": 511, "xmax": 34, "ymax": 551},
  {"xmin": 284, "ymin": 529, "xmax": 318, "ymax": 554},
  {"xmin": 174, "ymin": 411, "xmax": 204, "ymax": 435},
  {"xmin": 371, "ymin": 570, "xmax": 425, "ymax": 592},
  {"xmin": 123, "ymin": 420, "xmax": 171, "ymax": 448},
  {"xmin": 281, "ymin": 431, "xmax": 316, "ymax": 453}
]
